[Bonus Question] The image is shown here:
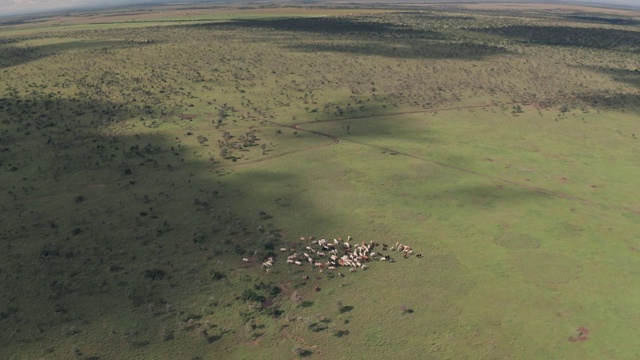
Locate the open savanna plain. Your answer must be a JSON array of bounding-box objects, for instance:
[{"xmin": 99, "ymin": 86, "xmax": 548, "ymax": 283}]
[{"xmin": 1, "ymin": 4, "xmax": 640, "ymax": 359}]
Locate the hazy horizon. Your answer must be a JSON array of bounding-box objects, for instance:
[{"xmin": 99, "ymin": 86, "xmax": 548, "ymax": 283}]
[
  {"xmin": 0, "ymin": 0, "xmax": 639, "ymax": 17},
  {"xmin": 0, "ymin": 0, "xmax": 171, "ymax": 17}
]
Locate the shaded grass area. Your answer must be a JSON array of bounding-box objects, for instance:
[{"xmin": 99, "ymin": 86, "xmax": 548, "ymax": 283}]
[
  {"xmin": 185, "ymin": 16, "xmax": 511, "ymax": 60},
  {"xmin": 302, "ymin": 105, "xmax": 640, "ymax": 212},
  {"xmin": 474, "ymin": 25, "xmax": 640, "ymax": 51},
  {"xmin": 562, "ymin": 14, "xmax": 640, "ymax": 26},
  {"xmin": 285, "ymin": 40, "xmax": 510, "ymax": 60},
  {"xmin": 577, "ymin": 93, "xmax": 640, "ymax": 112},
  {"xmin": 0, "ymin": 8, "xmax": 333, "ymax": 36},
  {"xmin": 4, "ymin": 80, "xmax": 640, "ymax": 360},
  {"xmin": 206, "ymin": 16, "xmax": 435, "ymax": 36},
  {"xmin": 2, "ymin": 6, "xmax": 640, "ymax": 360},
  {"xmin": 0, "ymin": 39, "xmax": 153, "ymax": 70},
  {"xmin": 569, "ymin": 65, "xmax": 640, "ymax": 112},
  {"xmin": 290, "ymin": 110, "xmax": 640, "ymax": 358},
  {"xmin": 586, "ymin": 66, "xmax": 640, "ymax": 89},
  {"xmin": 0, "ymin": 93, "xmax": 334, "ymax": 359}
]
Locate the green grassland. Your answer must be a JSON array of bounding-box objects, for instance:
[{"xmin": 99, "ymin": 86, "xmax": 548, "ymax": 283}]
[{"xmin": 1, "ymin": 4, "xmax": 640, "ymax": 359}]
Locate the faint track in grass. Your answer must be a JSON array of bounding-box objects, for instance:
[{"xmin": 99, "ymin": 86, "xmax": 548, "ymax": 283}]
[
  {"xmin": 263, "ymin": 103, "xmax": 639, "ymax": 215},
  {"xmin": 291, "ymin": 101, "xmax": 512, "ymax": 127},
  {"xmin": 230, "ymin": 102, "xmax": 505, "ymax": 167},
  {"xmin": 343, "ymin": 136, "xmax": 610, "ymax": 209},
  {"xmin": 227, "ymin": 123, "xmax": 339, "ymax": 168},
  {"xmin": 21, "ymin": 102, "xmax": 637, "ymax": 215}
]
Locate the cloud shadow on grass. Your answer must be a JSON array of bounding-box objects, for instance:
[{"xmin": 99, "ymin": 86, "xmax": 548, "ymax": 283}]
[
  {"xmin": 579, "ymin": 66, "xmax": 640, "ymax": 113},
  {"xmin": 585, "ymin": 66, "xmax": 640, "ymax": 90},
  {"xmin": 0, "ymin": 93, "xmax": 329, "ymax": 358},
  {"xmin": 180, "ymin": 16, "xmax": 511, "ymax": 60},
  {"xmin": 562, "ymin": 14, "xmax": 640, "ymax": 26},
  {"xmin": 0, "ymin": 39, "xmax": 154, "ymax": 70},
  {"xmin": 301, "ymin": 115, "xmax": 439, "ymax": 146},
  {"xmin": 199, "ymin": 16, "xmax": 439, "ymax": 37},
  {"xmin": 472, "ymin": 25, "xmax": 640, "ymax": 52},
  {"xmin": 285, "ymin": 40, "xmax": 510, "ymax": 60},
  {"xmin": 576, "ymin": 92, "xmax": 640, "ymax": 112},
  {"xmin": 430, "ymin": 184, "xmax": 550, "ymax": 207}
]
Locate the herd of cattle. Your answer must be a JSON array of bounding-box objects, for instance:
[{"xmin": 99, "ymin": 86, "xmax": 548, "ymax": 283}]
[{"xmin": 243, "ymin": 236, "xmax": 421, "ymax": 273}]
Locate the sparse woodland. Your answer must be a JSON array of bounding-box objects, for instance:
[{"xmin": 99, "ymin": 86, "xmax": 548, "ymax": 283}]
[{"xmin": 0, "ymin": 5, "xmax": 639, "ymax": 359}]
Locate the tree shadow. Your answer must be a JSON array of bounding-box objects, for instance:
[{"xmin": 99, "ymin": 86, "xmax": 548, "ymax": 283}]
[
  {"xmin": 308, "ymin": 322, "xmax": 329, "ymax": 332},
  {"xmin": 298, "ymin": 349, "xmax": 313, "ymax": 357}
]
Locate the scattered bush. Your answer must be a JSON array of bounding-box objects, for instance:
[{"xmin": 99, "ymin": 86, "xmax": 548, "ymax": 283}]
[{"xmin": 241, "ymin": 289, "xmax": 265, "ymax": 303}]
